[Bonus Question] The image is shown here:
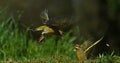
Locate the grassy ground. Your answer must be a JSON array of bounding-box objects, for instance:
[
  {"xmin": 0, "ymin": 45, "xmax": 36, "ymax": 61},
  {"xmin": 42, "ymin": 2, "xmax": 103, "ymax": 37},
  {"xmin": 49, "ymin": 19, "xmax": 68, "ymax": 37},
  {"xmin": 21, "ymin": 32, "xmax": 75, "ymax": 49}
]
[{"xmin": 0, "ymin": 17, "xmax": 120, "ymax": 63}]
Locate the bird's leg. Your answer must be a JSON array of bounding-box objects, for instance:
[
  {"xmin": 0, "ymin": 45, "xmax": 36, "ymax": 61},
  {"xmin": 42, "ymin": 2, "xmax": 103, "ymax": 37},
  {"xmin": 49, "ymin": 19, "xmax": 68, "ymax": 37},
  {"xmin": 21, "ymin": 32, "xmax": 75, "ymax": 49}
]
[{"xmin": 39, "ymin": 34, "xmax": 45, "ymax": 42}]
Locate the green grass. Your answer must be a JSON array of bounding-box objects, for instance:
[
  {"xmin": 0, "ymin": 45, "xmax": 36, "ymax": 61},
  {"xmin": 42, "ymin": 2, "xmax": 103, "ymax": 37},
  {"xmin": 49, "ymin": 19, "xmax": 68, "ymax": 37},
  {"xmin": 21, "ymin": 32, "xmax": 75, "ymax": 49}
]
[
  {"xmin": 0, "ymin": 16, "xmax": 78, "ymax": 63},
  {"xmin": 0, "ymin": 16, "xmax": 120, "ymax": 63},
  {"xmin": 95, "ymin": 53, "xmax": 120, "ymax": 63}
]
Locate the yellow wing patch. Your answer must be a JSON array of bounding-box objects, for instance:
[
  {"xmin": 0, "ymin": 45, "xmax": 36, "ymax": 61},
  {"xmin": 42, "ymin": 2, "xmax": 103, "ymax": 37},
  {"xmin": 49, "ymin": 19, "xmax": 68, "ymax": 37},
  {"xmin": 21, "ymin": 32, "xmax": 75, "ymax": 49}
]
[{"xmin": 35, "ymin": 25, "xmax": 54, "ymax": 34}]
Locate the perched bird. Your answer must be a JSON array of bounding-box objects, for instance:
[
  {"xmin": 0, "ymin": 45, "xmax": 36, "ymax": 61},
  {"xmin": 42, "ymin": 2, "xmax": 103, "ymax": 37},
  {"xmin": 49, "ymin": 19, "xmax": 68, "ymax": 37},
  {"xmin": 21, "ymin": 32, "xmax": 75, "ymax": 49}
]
[
  {"xmin": 35, "ymin": 9, "xmax": 72, "ymax": 42},
  {"xmin": 75, "ymin": 37, "xmax": 103, "ymax": 63}
]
